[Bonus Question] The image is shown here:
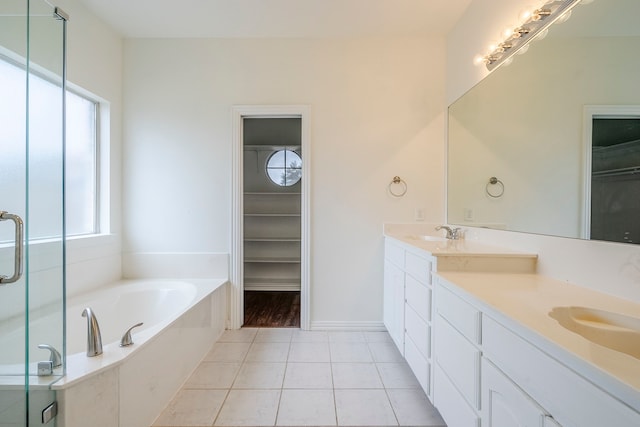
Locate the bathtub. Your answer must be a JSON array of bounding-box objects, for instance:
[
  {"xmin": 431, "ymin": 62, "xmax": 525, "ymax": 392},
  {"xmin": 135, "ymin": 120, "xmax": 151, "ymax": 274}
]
[{"xmin": 53, "ymin": 278, "xmax": 228, "ymax": 427}]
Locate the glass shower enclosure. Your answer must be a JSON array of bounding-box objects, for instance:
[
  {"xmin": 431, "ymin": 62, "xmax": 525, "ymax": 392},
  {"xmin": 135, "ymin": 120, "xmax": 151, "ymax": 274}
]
[{"xmin": 1, "ymin": 0, "xmax": 67, "ymax": 425}]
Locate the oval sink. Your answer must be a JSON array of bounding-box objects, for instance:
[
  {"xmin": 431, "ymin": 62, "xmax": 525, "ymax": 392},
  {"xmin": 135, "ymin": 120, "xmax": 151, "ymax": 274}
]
[
  {"xmin": 404, "ymin": 235, "xmax": 448, "ymax": 242},
  {"xmin": 549, "ymin": 306, "xmax": 640, "ymax": 359}
]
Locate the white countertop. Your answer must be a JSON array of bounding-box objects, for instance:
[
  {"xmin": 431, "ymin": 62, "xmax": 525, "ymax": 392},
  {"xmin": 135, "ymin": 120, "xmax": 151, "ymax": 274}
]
[
  {"xmin": 385, "ymin": 232, "xmax": 537, "ymax": 258},
  {"xmin": 436, "ymin": 271, "xmax": 640, "ymax": 412}
]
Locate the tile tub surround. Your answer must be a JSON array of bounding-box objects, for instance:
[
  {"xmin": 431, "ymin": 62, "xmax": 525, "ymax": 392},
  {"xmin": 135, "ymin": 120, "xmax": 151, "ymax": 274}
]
[{"xmin": 152, "ymin": 328, "xmax": 446, "ymax": 427}]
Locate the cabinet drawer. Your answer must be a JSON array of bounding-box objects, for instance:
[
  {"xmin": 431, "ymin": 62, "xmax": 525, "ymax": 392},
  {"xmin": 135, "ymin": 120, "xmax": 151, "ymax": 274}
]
[
  {"xmin": 405, "ymin": 274, "xmax": 431, "ymax": 322},
  {"xmin": 405, "ymin": 251, "xmax": 432, "ymax": 284},
  {"xmin": 435, "ymin": 283, "xmax": 481, "ymax": 344},
  {"xmin": 483, "ymin": 315, "xmax": 640, "ymax": 427},
  {"xmin": 384, "ymin": 239, "xmax": 404, "ymax": 267},
  {"xmin": 434, "ymin": 314, "xmax": 481, "ymax": 410},
  {"xmin": 434, "ymin": 364, "xmax": 480, "ymax": 427},
  {"xmin": 405, "ymin": 335, "xmax": 430, "ymax": 396},
  {"xmin": 405, "ymin": 305, "xmax": 430, "ymax": 358}
]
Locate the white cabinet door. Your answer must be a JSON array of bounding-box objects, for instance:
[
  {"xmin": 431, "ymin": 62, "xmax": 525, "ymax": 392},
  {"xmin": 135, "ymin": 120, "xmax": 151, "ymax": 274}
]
[
  {"xmin": 383, "ymin": 258, "xmax": 404, "ymax": 353},
  {"xmin": 482, "ymin": 358, "xmax": 547, "ymax": 427},
  {"xmin": 383, "ymin": 259, "xmax": 395, "ymax": 333},
  {"xmin": 392, "ymin": 264, "xmax": 405, "ymax": 353}
]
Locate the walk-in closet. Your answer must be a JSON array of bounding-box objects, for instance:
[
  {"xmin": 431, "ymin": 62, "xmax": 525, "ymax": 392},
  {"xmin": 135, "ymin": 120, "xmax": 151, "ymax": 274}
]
[
  {"xmin": 590, "ymin": 117, "xmax": 640, "ymax": 243},
  {"xmin": 243, "ymin": 118, "xmax": 302, "ymax": 327}
]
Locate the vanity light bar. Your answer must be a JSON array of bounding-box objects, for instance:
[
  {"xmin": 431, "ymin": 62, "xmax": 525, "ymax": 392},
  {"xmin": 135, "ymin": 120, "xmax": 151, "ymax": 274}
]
[{"xmin": 479, "ymin": 0, "xmax": 583, "ymax": 71}]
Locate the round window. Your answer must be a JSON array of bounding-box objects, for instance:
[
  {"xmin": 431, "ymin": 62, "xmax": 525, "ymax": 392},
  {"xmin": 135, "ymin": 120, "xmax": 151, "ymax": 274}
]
[{"xmin": 266, "ymin": 150, "xmax": 302, "ymax": 186}]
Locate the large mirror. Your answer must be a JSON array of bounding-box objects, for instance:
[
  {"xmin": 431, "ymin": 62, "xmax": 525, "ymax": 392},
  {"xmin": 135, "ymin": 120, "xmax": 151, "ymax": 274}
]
[{"xmin": 448, "ymin": 0, "xmax": 640, "ymax": 243}]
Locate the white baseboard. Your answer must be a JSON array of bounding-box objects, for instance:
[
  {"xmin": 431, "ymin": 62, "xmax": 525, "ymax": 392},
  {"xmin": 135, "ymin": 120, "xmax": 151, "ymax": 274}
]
[{"xmin": 309, "ymin": 320, "xmax": 386, "ymax": 331}]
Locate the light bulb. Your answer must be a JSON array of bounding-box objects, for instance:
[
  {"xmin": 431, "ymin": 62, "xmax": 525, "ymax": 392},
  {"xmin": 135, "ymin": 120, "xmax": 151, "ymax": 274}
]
[
  {"xmin": 473, "ymin": 55, "xmax": 486, "ymax": 66},
  {"xmin": 519, "ymin": 9, "xmax": 533, "ymax": 22},
  {"xmin": 502, "ymin": 57, "xmax": 514, "ymax": 67},
  {"xmin": 556, "ymin": 10, "xmax": 572, "ymax": 23},
  {"xmin": 516, "ymin": 44, "xmax": 530, "ymax": 55},
  {"xmin": 534, "ymin": 28, "xmax": 549, "ymax": 41}
]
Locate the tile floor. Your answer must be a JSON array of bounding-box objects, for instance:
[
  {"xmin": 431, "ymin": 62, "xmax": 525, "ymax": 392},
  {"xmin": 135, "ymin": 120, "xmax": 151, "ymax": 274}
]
[{"xmin": 152, "ymin": 328, "xmax": 446, "ymax": 427}]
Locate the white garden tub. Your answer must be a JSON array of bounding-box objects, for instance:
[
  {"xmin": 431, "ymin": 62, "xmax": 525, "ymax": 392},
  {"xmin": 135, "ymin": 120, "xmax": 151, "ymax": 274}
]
[{"xmin": 54, "ymin": 278, "xmax": 227, "ymax": 427}]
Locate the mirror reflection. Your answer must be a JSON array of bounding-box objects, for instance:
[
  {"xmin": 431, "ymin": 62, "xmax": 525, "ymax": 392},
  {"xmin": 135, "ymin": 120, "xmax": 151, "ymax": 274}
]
[{"xmin": 447, "ymin": 0, "xmax": 640, "ymax": 243}]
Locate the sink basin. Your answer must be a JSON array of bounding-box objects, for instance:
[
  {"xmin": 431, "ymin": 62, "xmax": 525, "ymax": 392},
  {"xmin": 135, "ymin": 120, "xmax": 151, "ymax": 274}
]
[
  {"xmin": 404, "ymin": 235, "xmax": 448, "ymax": 242},
  {"xmin": 549, "ymin": 306, "xmax": 640, "ymax": 359}
]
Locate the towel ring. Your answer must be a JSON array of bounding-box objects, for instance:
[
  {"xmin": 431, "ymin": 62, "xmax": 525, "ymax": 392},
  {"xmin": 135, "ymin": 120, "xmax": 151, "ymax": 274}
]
[
  {"xmin": 389, "ymin": 176, "xmax": 407, "ymax": 197},
  {"xmin": 486, "ymin": 176, "xmax": 504, "ymax": 198}
]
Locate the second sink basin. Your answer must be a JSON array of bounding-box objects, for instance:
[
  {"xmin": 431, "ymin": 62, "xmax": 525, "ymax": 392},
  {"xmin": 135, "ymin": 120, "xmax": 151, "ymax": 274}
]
[{"xmin": 549, "ymin": 306, "xmax": 640, "ymax": 359}]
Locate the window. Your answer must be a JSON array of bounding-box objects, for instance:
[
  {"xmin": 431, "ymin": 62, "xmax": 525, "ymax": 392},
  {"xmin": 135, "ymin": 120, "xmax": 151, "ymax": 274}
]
[
  {"xmin": 65, "ymin": 90, "xmax": 98, "ymax": 236},
  {"xmin": 266, "ymin": 150, "xmax": 302, "ymax": 186},
  {"xmin": 0, "ymin": 55, "xmax": 98, "ymax": 241}
]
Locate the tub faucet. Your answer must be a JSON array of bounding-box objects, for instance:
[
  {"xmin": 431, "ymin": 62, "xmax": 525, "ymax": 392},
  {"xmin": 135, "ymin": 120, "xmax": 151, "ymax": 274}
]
[
  {"xmin": 81, "ymin": 307, "xmax": 103, "ymax": 357},
  {"xmin": 38, "ymin": 344, "xmax": 62, "ymax": 367},
  {"xmin": 435, "ymin": 225, "xmax": 462, "ymax": 240}
]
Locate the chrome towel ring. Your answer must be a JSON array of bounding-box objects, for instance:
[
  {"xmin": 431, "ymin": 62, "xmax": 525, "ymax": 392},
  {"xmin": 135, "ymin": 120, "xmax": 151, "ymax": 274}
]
[
  {"xmin": 389, "ymin": 176, "xmax": 407, "ymax": 197},
  {"xmin": 486, "ymin": 176, "xmax": 504, "ymax": 198}
]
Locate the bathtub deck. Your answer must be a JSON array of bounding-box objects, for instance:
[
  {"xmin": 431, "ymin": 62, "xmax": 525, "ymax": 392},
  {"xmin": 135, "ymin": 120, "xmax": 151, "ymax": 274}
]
[{"xmin": 151, "ymin": 328, "xmax": 446, "ymax": 427}]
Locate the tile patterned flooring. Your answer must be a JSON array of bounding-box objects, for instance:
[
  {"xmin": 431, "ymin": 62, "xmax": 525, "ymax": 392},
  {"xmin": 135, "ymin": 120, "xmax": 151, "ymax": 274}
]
[{"xmin": 152, "ymin": 328, "xmax": 446, "ymax": 427}]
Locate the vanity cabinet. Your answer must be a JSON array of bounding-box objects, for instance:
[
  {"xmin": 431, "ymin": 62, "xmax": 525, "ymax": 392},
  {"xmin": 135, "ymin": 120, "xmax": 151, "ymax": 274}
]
[
  {"xmin": 383, "ymin": 238, "xmax": 435, "ymax": 397},
  {"xmin": 433, "ymin": 275, "xmax": 640, "ymax": 427}
]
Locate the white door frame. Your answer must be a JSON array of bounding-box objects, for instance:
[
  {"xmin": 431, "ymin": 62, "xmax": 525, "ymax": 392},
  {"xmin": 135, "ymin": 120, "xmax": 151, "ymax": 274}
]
[
  {"xmin": 582, "ymin": 105, "xmax": 640, "ymax": 239},
  {"xmin": 230, "ymin": 105, "xmax": 311, "ymax": 330}
]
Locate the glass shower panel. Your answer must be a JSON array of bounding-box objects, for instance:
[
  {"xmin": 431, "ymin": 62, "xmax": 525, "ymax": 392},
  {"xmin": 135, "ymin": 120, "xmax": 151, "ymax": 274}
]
[
  {"xmin": 0, "ymin": 0, "xmax": 29, "ymax": 425},
  {"xmin": 1, "ymin": 0, "xmax": 67, "ymax": 425}
]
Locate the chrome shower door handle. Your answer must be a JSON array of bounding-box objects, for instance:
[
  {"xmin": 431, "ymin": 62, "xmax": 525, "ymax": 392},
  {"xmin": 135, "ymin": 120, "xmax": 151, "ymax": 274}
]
[{"xmin": 0, "ymin": 211, "xmax": 24, "ymax": 284}]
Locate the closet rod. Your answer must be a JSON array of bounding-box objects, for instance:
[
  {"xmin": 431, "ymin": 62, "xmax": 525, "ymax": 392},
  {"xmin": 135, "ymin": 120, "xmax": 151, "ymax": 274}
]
[
  {"xmin": 244, "ymin": 145, "xmax": 301, "ymax": 151},
  {"xmin": 592, "ymin": 165, "xmax": 640, "ymax": 178}
]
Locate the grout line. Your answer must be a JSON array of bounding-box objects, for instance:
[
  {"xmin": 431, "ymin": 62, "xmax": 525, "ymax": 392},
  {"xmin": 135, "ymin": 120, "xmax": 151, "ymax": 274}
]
[{"xmin": 328, "ymin": 338, "xmax": 339, "ymax": 426}]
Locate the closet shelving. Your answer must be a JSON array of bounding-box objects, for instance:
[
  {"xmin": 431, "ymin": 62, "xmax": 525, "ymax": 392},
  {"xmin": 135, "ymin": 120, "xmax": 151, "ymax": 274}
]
[{"xmin": 243, "ymin": 189, "xmax": 301, "ymax": 291}]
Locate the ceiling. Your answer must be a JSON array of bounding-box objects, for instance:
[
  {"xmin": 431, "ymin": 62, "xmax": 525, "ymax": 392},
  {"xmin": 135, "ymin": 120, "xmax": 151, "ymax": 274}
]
[{"xmin": 77, "ymin": 0, "xmax": 472, "ymax": 39}]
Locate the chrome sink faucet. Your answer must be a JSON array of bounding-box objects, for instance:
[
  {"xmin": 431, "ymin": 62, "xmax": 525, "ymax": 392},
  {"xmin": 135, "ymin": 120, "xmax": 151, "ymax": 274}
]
[
  {"xmin": 81, "ymin": 307, "xmax": 103, "ymax": 357},
  {"xmin": 436, "ymin": 225, "xmax": 462, "ymax": 240}
]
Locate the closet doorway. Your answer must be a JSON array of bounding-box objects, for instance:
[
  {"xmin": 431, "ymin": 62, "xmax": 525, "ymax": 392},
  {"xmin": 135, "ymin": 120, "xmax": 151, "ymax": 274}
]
[
  {"xmin": 231, "ymin": 106, "xmax": 310, "ymax": 330},
  {"xmin": 583, "ymin": 106, "xmax": 640, "ymax": 243},
  {"xmin": 243, "ymin": 118, "xmax": 301, "ymax": 327}
]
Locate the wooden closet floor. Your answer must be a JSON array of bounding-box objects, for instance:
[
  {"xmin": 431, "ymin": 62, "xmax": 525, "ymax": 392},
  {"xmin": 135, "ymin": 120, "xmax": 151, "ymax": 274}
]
[{"xmin": 244, "ymin": 291, "xmax": 300, "ymax": 327}]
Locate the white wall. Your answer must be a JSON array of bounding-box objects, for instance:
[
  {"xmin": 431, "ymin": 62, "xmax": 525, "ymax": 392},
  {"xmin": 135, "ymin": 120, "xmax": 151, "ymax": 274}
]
[
  {"xmin": 447, "ymin": 0, "xmax": 640, "ymax": 303},
  {"xmin": 122, "ymin": 37, "xmax": 446, "ymax": 325},
  {"xmin": 55, "ymin": 0, "xmax": 123, "ymax": 295}
]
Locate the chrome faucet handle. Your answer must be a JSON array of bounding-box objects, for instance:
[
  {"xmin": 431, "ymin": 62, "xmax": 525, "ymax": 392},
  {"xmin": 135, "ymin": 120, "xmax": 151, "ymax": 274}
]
[
  {"xmin": 38, "ymin": 344, "xmax": 62, "ymax": 368},
  {"xmin": 450, "ymin": 227, "xmax": 463, "ymax": 240},
  {"xmin": 120, "ymin": 322, "xmax": 144, "ymax": 347},
  {"xmin": 435, "ymin": 225, "xmax": 453, "ymax": 239},
  {"xmin": 435, "ymin": 225, "xmax": 463, "ymax": 240}
]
